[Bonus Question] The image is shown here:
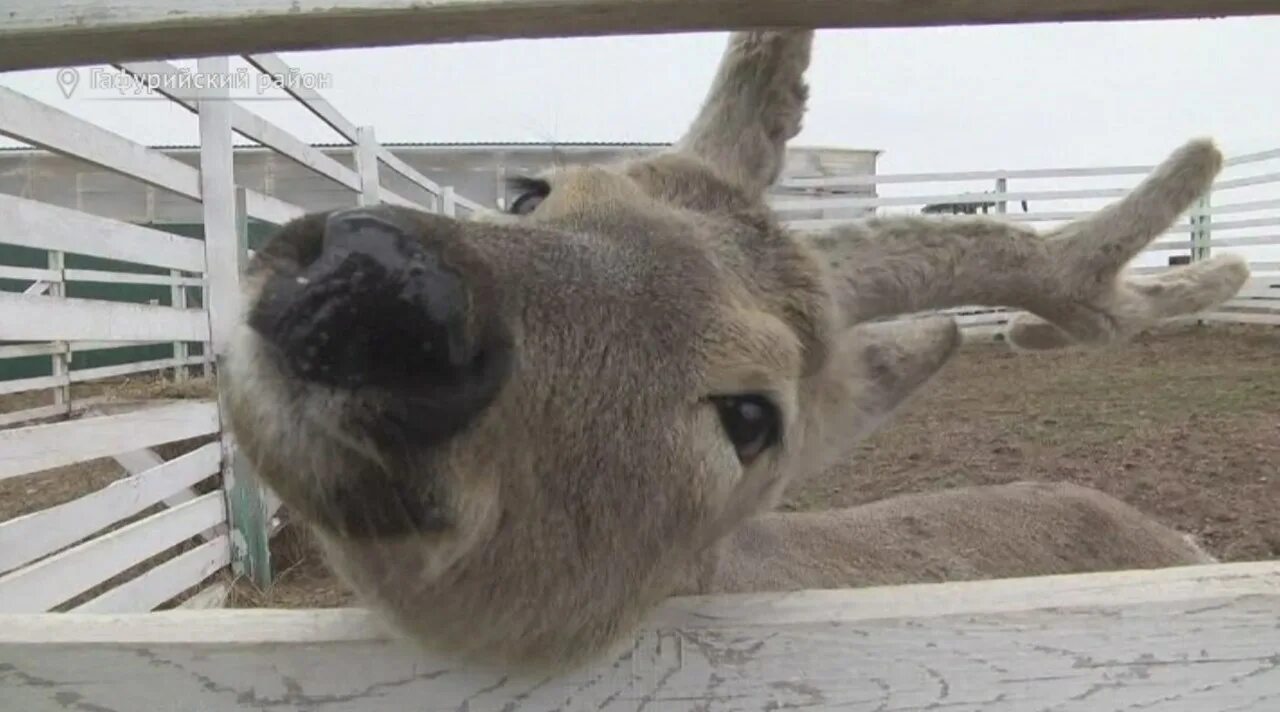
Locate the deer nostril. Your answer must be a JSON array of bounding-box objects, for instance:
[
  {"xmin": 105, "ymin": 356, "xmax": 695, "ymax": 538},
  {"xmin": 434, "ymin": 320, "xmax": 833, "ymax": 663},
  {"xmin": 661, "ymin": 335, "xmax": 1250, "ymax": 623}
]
[{"xmin": 255, "ymin": 209, "xmax": 474, "ymax": 392}]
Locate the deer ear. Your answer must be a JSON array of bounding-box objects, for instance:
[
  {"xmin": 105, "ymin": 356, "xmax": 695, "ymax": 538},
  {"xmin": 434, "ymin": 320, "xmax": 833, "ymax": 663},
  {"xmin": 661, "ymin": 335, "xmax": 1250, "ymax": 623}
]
[{"xmin": 784, "ymin": 317, "xmax": 960, "ymax": 495}]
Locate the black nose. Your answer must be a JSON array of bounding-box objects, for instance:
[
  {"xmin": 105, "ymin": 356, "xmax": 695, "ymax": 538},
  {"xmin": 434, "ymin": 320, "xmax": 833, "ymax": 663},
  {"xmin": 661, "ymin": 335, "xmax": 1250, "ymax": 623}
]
[{"xmin": 254, "ymin": 209, "xmax": 477, "ymax": 391}]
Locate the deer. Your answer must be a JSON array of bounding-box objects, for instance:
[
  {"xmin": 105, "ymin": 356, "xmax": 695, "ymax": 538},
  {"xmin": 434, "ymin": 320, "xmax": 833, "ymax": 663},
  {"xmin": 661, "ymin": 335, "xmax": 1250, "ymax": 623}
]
[{"xmin": 224, "ymin": 30, "xmax": 1248, "ymax": 672}]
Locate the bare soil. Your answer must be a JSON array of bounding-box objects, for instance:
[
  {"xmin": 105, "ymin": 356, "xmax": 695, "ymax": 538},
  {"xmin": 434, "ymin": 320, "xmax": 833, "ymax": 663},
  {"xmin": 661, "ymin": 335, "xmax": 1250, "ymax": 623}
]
[{"xmin": 4, "ymin": 323, "xmax": 1277, "ymax": 608}]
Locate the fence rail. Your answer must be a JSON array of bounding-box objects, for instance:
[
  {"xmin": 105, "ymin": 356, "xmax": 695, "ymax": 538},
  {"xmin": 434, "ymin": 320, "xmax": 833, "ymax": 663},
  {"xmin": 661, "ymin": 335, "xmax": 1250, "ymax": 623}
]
[
  {"xmin": 1, "ymin": 561, "xmax": 1277, "ymax": 710},
  {"xmin": 5, "ymin": 0, "xmax": 1280, "ymax": 71},
  {"xmin": 776, "ymin": 145, "xmax": 1280, "ymax": 333}
]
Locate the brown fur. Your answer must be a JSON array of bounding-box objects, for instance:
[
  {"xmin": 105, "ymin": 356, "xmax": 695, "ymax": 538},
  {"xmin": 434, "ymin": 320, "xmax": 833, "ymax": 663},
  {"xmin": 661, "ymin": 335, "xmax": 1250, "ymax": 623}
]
[{"xmin": 225, "ymin": 30, "xmax": 1246, "ymax": 671}]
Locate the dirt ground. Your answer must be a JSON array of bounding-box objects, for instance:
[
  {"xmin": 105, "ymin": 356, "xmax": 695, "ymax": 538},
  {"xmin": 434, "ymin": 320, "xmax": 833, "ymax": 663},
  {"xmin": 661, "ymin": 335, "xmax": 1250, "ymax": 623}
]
[{"xmin": 3, "ymin": 323, "xmax": 1277, "ymax": 608}]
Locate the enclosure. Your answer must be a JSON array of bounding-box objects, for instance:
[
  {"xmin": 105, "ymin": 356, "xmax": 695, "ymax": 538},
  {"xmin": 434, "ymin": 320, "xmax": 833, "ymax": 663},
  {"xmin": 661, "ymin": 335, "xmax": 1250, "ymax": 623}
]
[{"xmin": 1, "ymin": 2, "xmax": 1279, "ymax": 710}]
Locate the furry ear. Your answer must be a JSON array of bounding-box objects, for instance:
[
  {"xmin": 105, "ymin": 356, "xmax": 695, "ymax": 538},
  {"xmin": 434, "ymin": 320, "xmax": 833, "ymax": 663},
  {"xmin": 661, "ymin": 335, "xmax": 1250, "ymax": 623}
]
[
  {"xmin": 775, "ymin": 316, "xmax": 960, "ymax": 502},
  {"xmin": 674, "ymin": 31, "xmax": 812, "ymax": 195},
  {"xmin": 803, "ymin": 139, "xmax": 1249, "ymax": 347}
]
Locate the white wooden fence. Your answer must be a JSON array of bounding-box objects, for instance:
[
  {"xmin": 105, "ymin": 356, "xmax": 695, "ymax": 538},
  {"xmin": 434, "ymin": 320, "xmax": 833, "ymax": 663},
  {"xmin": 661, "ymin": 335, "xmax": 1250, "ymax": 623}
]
[
  {"xmin": 2, "ymin": 2, "xmax": 1279, "ymax": 710},
  {"xmin": 0, "ymin": 52, "xmax": 484, "ymax": 614},
  {"xmin": 773, "ymin": 147, "xmax": 1280, "ymax": 335}
]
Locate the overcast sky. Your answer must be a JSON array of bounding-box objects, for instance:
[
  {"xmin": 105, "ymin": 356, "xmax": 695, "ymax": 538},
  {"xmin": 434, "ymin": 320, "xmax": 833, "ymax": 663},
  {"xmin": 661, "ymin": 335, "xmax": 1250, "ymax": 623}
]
[{"xmin": 2, "ymin": 16, "xmax": 1277, "ymax": 176}]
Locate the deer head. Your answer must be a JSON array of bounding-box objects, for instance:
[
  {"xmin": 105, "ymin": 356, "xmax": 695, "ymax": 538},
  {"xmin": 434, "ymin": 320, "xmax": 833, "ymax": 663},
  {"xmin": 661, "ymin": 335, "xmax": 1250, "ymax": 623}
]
[{"xmin": 225, "ymin": 30, "xmax": 1248, "ymax": 670}]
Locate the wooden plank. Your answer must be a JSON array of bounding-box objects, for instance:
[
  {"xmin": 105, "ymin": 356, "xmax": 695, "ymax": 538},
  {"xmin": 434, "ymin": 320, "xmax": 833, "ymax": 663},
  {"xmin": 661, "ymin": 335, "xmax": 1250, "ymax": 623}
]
[
  {"xmin": 0, "ymin": 374, "xmax": 64, "ymax": 397},
  {"xmin": 241, "ymin": 189, "xmax": 307, "ymax": 226},
  {"xmin": 0, "ymin": 86, "xmax": 303, "ymax": 226},
  {"xmin": 1209, "ymin": 197, "xmax": 1280, "ymax": 214},
  {"xmin": 0, "ymin": 84, "xmax": 202, "ymax": 198},
  {"xmin": 1206, "ymin": 310, "xmax": 1280, "ymax": 325},
  {"xmin": 244, "ymin": 53, "xmax": 359, "ymax": 142},
  {"xmin": 376, "ymin": 146, "xmax": 443, "ymax": 200},
  {"xmin": 116, "ymin": 60, "xmax": 363, "ymax": 192},
  {"xmin": 1209, "ymin": 234, "xmax": 1280, "ymax": 248},
  {"xmin": 0, "ymin": 443, "xmax": 222, "ymax": 575},
  {"xmin": 0, "ymin": 404, "xmax": 67, "ymax": 429},
  {"xmin": 354, "ymin": 125, "xmax": 381, "ymax": 207},
  {"xmin": 0, "ymin": 562, "xmax": 1277, "ymax": 710},
  {"xmin": 111, "ymin": 446, "xmax": 225, "ymax": 544},
  {"xmin": 0, "ymin": 293, "xmax": 210, "ymax": 342},
  {"xmin": 1215, "ymin": 171, "xmax": 1280, "ymax": 191},
  {"xmin": 64, "ymin": 268, "xmax": 204, "ymax": 287},
  {"xmin": 0, "ymin": 492, "xmax": 226, "ymax": 613},
  {"xmin": 176, "ymin": 580, "xmax": 231, "ymax": 610},
  {"xmin": 71, "ymin": 535, "xmax": 231, "ymax": 614},
  {"xmin": 8, "ymin": 1, "xmax": 1280, "ymax": 71},
  {"xmin": 0, "ymin": 401, "xmax": 219, "ymax": 481},
  {"xmin": 784, "ymin": 163, "xmax": 1155, "ymax": 189},
  {"xmin": 0, "ymin": 193, "xmax": 206, "ymax": 272},
  {"xmin": 69, "ymin": 355, "xmax": 202, "ymax": 384},
  {"xmin": 0, "ymin": 265, "xmax": 59, "ymax": 283},
  {"xmin": 772, "ymin": 185, "xmax": 1133, "ymax": 213},
  {"xmin": 1225, "ymin": 147, "xmax": 1280, "ymax": 166},
  {"xmin": 199, "ymin": 79, "xmax": 274, "ymax": 590}
]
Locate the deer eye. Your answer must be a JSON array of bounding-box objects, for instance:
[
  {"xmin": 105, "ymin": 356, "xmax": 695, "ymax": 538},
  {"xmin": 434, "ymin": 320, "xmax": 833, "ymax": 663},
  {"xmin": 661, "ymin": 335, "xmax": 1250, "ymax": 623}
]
[
  {"xmin": 506, "ymin": 177, "xmax": 550, "ymax": 216},
  {"xmin": 710, "ymin": 395, "xmax": 781, "ymax": 466}
]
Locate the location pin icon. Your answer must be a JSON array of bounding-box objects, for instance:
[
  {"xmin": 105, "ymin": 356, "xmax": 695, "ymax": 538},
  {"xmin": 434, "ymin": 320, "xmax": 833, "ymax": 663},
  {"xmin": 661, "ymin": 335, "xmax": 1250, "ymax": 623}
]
[{"xmin": 56, "ymin": 68, "xmax": 80, "ymax": 99}]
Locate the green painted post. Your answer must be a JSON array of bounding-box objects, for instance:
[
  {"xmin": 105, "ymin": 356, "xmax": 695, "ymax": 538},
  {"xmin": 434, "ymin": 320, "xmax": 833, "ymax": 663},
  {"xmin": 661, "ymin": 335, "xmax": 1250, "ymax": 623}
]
[{"xmin": 221, "ymin": 187, "xmax": 272, "ymax": 589}]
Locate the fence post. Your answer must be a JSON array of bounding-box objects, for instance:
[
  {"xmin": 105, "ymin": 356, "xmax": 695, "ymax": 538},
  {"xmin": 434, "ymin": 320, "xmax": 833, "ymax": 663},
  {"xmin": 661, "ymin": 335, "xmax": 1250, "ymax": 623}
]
[
  {"xmin": 442, "ymin": 186, "xmax": 457, "ymax": 217},
  {"xmin": 1190, "ymin": 194, "xmax": 1212, "ymax": 262},
  {"xmin": 47, "ymin": 249, "xmax": 70, "ymax": 415},
  {"xmin": 355, "ymin": 125, "xmax": 381, "ymax": 206},
  {"xmin": 198, "ymin": 56, "xmax": 272, "ymax": 590},
  {"xmin": 170, "ymin": 269, "xmax": 188, "ymax": 382},
  {"xmin": 995, "ymin": 177, "xmax": 1008, "ymax": 214}
]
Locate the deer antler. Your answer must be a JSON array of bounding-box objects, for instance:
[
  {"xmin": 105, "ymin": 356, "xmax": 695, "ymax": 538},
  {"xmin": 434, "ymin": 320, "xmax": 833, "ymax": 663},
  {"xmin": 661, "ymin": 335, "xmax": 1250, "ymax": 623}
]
[{"xmin": 807, "ymin": 139, "xmax": 1248, "ymax": 348}]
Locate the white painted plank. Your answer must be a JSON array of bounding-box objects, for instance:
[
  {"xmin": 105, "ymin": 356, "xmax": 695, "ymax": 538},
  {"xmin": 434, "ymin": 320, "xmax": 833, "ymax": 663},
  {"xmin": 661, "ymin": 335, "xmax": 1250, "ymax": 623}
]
[
  {"xmin": 0, "ymin": 401, "xmax": 219, "ymax": 481},
  {"xmin": 1210, "ymin": 234, "xmax": 1280, "ymax": 249},
  {"xmin": 0, "ymin": 563, "xmax": 1277, "ymax": 710},
  {"xmin": 244, "ymin": 53, "xmax": 360, "ymax": 142},
  {"xmin": 0, "ymin": 86, "xmax": 303, "ymax": 226},
  {"xmin": 0, "ymin": 293, "xmax": 210, "ymax": 343},
  {"xmin": 0, "ymin": 443, "xmax": 222, "ymax": 574},
  {"xmin": 1215, "ymin": 171, "xmax": 1280, "ymax": 191},
  {"xmin": 0, "ymin": 343, "xmax": 61, "ymax": 360},
  {"xmin": 376, "ymin": 146, "xmax": 443, "ymax": 198},
  {"xmin": 71, "ymin": 535, "xmax": 231, "ymax": 614},
  {"xmin": 0, "ymin": 395, "xmax": 118, "ymax": 429},
  {"xmin": 0, "ymin": 265, "xmax": 59, "ymax": 283},
  {"xmin": 773, "ymin": 186, "xmax": 1134, "ymax": 212},
  {"xmin": 176, "ymin": 580, "xmax": 231, "ymax": 610},
  {"xmin": 241, "ymin": 189, "xmax": 306, "ymax": 226},
  {"xmin": 1225, "ymin": 147, "xmax": 1280, "ymax": 166},
  {"xmin": 111, "ymin": 446, "xmax": 225, "ymax": 544},
  {"xmin": 0, "ymin": 193, "xmax": 206, "ymax": 272},
  {"xmin": 0, "ymin": 404, "xmax": 67, "ymax": 429},
  {"xmin": 116, "ymin": 60, "xmax": 363, "ymax": 192},
  {"xmin": 0, "ymin": 373, "xmax": 64, "ymax": 397},
  {"xmin": 8, "ymin": 1, "xmax": 1280, "ymax": 71},
  {"xmin": 64, "ymin": 268, "xmax": 204, "ymax": 287},
  {"xmin": 0, "ymin": 84, "xmax": 202, "ymax": 197},
  {"xmin": 1208, "ymin": 197, "xmax": 1280, "ymax": 214},
  {"xmin": 0, "ymin": 492, "xmax": 226, "ymax": 613},
  {"xmin": 1205, "ymin": 310, "xmax": 1280, "ymax": 325},
  {"xmin": 354, "ymin": 125, "xmax": 380, "ymax": 206},
  {"xmin": 69, "ymin": 355, "xmax": 204, "ymax": 384},
  {"xmin": 784, "ymin": 163, "xmax": 1156, "ymax": 188}
]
